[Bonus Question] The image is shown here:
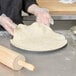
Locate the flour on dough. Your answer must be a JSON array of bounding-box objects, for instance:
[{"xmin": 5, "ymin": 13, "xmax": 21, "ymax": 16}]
[{"xmin": 10, "ymin": 22, "xmax": 67, "ymax": 51}]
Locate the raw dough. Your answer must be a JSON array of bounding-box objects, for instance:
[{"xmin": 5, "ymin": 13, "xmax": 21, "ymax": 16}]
[{"xmin": 10, "ymin": 22, "xmax": 67, "ymax": 51}]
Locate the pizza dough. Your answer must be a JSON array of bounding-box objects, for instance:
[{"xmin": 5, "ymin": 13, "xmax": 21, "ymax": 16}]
[{"xmin": 10, "ymin": 22, "xmax": 67, "ymax": 51}]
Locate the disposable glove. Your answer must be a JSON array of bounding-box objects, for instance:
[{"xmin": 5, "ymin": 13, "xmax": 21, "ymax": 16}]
[
  {"xmin": 34, "ymin": 8, "xmax": 54, "ymax": 26},
  {"xmin": 0, "ymin": 14, "xmax": 17, "ymax": 36}
]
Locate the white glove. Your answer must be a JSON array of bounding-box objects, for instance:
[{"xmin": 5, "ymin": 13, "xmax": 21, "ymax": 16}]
[
  {"xmin": 34, "ymin": 8, "xmax": 54, "ymax": 26},
  {"xmin": 0, "ymin": 14, "xmax": 17, "ymax": 35}
]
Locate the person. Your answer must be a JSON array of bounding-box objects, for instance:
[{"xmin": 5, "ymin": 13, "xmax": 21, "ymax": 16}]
[{"xmin": 0, "ymin": 0, "xmax": 54, "ymax": 36}]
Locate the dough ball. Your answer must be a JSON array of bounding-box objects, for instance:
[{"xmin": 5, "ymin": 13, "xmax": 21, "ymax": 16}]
[{"xmin": 11, "ymin": 22, "xmax": 67, "ymax": 51}]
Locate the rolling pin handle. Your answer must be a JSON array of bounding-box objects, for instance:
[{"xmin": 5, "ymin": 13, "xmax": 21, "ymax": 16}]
[{"xmin": 18, "ymin": 60, "xmax": 35, "ymax": 71}]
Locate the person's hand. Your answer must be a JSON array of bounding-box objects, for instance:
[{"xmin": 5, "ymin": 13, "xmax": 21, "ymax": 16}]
[
  {"xmin": 27, "ymin": 4, "xmax": 54, "ymax": 26},
  {"xmin": 0, "ymin": 14, "xmax": 16, "ymax": 36},
  {"xmin": 34, "ymin": 8, "xmax": 54, "ymax": 26}
]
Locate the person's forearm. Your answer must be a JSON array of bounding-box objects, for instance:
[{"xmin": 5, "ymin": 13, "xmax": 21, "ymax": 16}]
[
  {"xmin": 27, "ymin": 4, "xmax": 54, "ymax": 25},
  {"xmin": 27, "ymin": 4, "xmax": 40, "ymax": 15}
]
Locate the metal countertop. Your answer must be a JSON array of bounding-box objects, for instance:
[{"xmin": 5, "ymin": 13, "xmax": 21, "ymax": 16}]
[{"xmin": 0, "ymin": 30, "xmax": 76, "ymax": 76}]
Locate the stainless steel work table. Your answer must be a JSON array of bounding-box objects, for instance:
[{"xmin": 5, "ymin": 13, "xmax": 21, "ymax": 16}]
[{"xmin": 0, "ymin": 30, "xmax": 76, "ymax": 76}]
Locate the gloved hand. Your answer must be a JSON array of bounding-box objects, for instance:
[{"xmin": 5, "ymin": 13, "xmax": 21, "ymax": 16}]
[
  {"xmin": 34, "ymin": 8, "xmax": 54, "ymax": 26},
  {"xmin": 0, "ymin": 14, "xmax": 17, "ymax": 36}
]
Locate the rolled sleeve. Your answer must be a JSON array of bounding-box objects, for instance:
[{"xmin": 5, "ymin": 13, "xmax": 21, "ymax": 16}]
[{"xmin": 23, "ymin": 0, "xmax": 38, "ymax": 13}]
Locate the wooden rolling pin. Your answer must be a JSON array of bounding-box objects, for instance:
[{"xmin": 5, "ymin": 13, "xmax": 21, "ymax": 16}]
[{"xmin": 0, "ymin": 45, "xmax": 35, "ymax": 71}]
